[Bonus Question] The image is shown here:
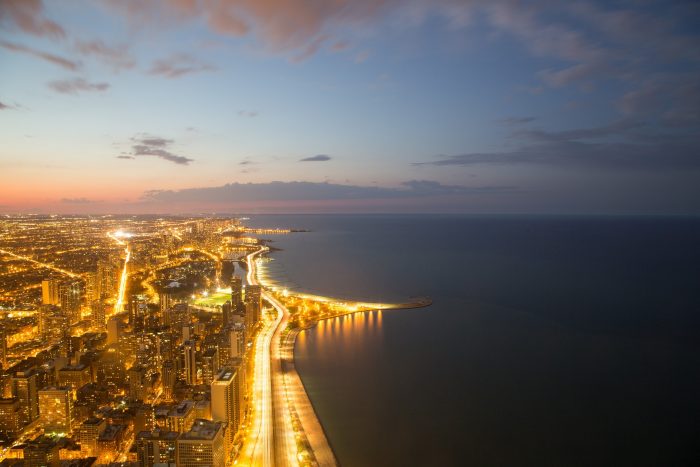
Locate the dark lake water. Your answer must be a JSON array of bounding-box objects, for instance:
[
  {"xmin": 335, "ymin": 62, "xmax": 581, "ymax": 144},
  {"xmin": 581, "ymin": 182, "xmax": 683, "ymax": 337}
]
[{"xmin": 246, "ymin": 214, "xmax": 700, "ymax": 466}]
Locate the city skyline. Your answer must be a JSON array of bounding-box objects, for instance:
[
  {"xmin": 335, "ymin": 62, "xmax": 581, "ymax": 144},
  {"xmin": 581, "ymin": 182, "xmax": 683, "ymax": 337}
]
[{"xmin": 2, "ymin": 0, "xmax": 699, "ymax": 214}]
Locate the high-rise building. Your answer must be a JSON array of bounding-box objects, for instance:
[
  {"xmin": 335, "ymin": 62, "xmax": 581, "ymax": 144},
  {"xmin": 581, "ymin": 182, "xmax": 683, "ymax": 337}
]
[
  {"xmin": 136, "ymin": 429, "xmax": 179, "ymax": 467},
  {"xmin": 161, "ymin": 360, "xmax": 176, "ymax": 401},
  {"xmin": 0, "ymin": 327, "xmax": 7, "ymax": 368},
  {"xmin": 41, "ymin": 279, "xmax": 60, "ymax": 305},
  {"xmin": 97, "ymin": 260, "xmax": 118, "ymax": 300},
  {"xmin": 59, "ymin": 280, "xmax": 83, "ymax": 324},
  {"xmin": 211, "ymin": 366, "xmax": 244, "ymax": 450},
  {"xmin": 176, "ymin": 419, "xmax": 225, "ymax": 467},
  {"xmin": 91, "ymin": 300, "xmax": 105, "ymax": 330},
  {"xmin": 106, "ymin": 317, "xmax": 120, "ymax": 345},
  {"xmin": 201, "ymin": 348, "xmax": 219, "ymax": 385},
  {"xmin": 38, "ymin": 387, "xmax": 73, "ymax": 433},
  {"xmin": 78, "ymin": 417, "xmax": 106, "ymax": 457},
  {"xmin": 167, "ymin": 400, "xmax": 196, "ymax": 433},
  {"xmin": 221, "ymin": 300, "xmax": 232, "ymax": 327},
  {"xmin": 129, "ymin": 365, "xmax": 148, "ymax": 402},
  {"xmin": 58, "ymin": 364, "xmax": 91, "ymax": 393},
  {"xmin": 0, "ymin": 397, "xmax": 22, "ymax": 438},
  {"xmin": 230, "ymin": 276, "xmax": 243, "ymax": 315},
  {"xmin": 12, "ymin": 369, "xmax": 39, "ymax": 427},
  {"xmin": 244, "ymin": 284, "xmax": 262, "ymax": 337},
  {"xmin": 182, "ymin": 340, "xmax": 197, "ymax": 386}
]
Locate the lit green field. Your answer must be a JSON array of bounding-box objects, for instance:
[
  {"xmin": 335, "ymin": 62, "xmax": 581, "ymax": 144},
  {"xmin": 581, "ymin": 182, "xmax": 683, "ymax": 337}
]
[{"xmin": 192, "ymin": 291, "xmax": 231, "ymax": 307}]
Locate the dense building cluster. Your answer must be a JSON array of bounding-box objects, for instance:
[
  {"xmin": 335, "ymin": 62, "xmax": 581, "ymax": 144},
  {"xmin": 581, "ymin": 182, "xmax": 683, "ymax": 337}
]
[{"xmin": 0, "ymin": 216, "xmax": 269, "ymax": 466}]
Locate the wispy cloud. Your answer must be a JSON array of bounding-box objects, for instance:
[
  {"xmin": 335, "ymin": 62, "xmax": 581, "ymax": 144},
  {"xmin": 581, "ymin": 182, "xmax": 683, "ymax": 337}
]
[
  {"xmin": 416, "ymin": 119, "xmax": 700, "ymax": 171},
  {"xmin": 0, "ymin": 40, "xmax": 80, "ymax": 71},
  {"xmin": 498, "ymin": 116, "xmax": 536, "ymax": 125},
  {"xmin": 48, "ymin": 78, "xmax": 110, "ymax": 94},
  {"xmin": 300, "ymin": 154, "xmax": 331, "ymax": 162},
  {"xmin": 74, "ymin": 39, "xmax": 135, "ymax": 71},
  {"xmin": 0, "ymin": 0, "xmax": 65, "ymax": 39},
  {"xmin": 149, "ymin": 54, "xmax": 216, "ymax": 78},
  {"xmin": 121, "ymin": 135, "xmax": 194, "ymax": 165},
  {"xmin": 60, "ymin": 197, "xmax": 101, "ymax": 204},
  {"xmin": 0, "ymin": 101, "xmax": 16, "ymax": 110},
  {"xmin": 238, "ymin": 110, "xmax": 259, "ymax": 118}
]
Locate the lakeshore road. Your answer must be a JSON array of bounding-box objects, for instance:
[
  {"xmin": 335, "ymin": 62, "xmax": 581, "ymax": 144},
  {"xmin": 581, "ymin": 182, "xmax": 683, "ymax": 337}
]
[
  {"xmin": 241, "ymin": 246, "xmax": 338, "ymax": 466},
  {"xmin": 239, "ymin": 246, "xmax": 281, "ymax": 466}
]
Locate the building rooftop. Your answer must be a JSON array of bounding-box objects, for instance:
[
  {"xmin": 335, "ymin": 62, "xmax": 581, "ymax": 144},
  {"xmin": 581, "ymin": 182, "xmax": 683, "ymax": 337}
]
[{"xmin": 180, "ymin": 419, "xmax": 222, "ymax": 441}]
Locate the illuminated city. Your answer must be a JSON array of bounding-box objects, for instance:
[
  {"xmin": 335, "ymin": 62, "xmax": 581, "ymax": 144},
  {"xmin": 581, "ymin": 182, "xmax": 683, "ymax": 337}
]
[
  {"xmin": 2, "ymin": 1, "xmax": 699, "ymax": 465},
  {"xmin": 0, "ymin": 215, "xmax": 428, "ymax": 466}
]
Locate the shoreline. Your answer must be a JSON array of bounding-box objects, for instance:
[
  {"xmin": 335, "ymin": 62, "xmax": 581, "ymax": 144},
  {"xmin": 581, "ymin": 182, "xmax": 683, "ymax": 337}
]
[{"xmin": 248, "ymin": 246, "xmax": 430, "ymax": 465}]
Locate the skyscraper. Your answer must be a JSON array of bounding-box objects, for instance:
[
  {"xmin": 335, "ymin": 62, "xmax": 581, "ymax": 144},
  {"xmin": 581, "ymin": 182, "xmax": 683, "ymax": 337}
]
[
  {"xmin": 38, "ymin": 387, "xmax": 73, "ymax": 433},
  {"xmin": 230, "ymin": 276, "xmax": 243, "ymax": 315},
  {"xmin": 12, "ymin": 369, "xmax": 39, "ymax": 427},
  {"xmin": 59, "ymin": 280, "xmax": 83, "ymax": 325},
  {"xmin": 210, "ymin": 366, "xmax": 243, "ymax": 450},
  {"xmin": 161, "ymin": 360, "xmax": 176, "ymax": 402},
  {"xmin": 91, "ymin": 300, "xmax": 105, "ymax": 330},
  {"xmin": 182, "ymin": 340, "xmax": 197, "ymax": 386},
  {"xmin": 41, "ymin": 279, "xmax": 60, "ymax": 305}
]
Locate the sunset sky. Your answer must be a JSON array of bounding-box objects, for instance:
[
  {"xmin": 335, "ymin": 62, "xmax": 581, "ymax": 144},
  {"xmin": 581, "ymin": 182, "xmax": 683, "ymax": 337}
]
[{"xmin": 1, "ymin": 0, "xmax": 699, "ymax": 214}]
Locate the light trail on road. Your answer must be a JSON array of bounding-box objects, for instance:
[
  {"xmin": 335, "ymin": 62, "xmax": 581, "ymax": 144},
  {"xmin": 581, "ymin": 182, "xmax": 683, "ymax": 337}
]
[
  {"xmin": 237, "ymin": 246, "xmax": 283, "ymax": 466},
  {"xmin": 109, "ymin": 232, "xmax": 130, "ymax": 316},
  {"xmin": 0, "ymin": 248, "xmax": 80, "ymax": 278}
]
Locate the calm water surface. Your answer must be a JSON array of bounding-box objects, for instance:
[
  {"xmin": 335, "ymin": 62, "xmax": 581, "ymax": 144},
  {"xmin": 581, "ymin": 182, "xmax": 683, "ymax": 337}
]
[{"xmin": 247, "ymin": 215, "xmax": 700, "ymax": 466}]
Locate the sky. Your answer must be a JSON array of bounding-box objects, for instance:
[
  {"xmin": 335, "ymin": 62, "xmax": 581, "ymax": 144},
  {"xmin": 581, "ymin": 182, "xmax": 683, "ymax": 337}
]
[{"xmin": 1, "ymin": 0, "xmax": 699, "ymax": 214}]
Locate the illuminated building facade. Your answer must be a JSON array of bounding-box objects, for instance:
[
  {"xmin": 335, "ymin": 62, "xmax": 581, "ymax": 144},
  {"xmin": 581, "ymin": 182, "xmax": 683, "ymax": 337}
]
[
  {"xmin": 211, "ymin": 365, "xmax": 243, "ymax": 450},
  {"xmin": 38, "ymin": 386, "xmax": 74, "ymax": 433},
  {"xmin": 176, "ymin": 419, "xmax": 225, "ymax": 467}
]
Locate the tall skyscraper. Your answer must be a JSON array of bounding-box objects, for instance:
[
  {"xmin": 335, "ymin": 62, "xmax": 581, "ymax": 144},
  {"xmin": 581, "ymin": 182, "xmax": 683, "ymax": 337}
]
[
  {"xmin": 161, "ymin": 360, "xmax": 176, "ymax": 401},
  {"xmin": 176, "ymin": 419, "xmax": 225, "ymax": 467},
  {"xmin": 245, "ymin": 284, "xmax": 262, "ymax": 327},
  {"xmin": 182, "ymin": 340, "xmax": 197, "ymax": 386},
  {"xmin": 200, "ymin": 348, "xmax": 219, "ymax": 385},
  {"xmin": 91, "ymin": 300, "xmax": 105, "ymax": 330},
  {"xmin": 41, "ymin": 279, "xmax": 60, "ymax": 305},
  {"xmin": 230, "ymin": 276, "xmax": 243, "ymax": 315},
  {"xmin": 210, "ymin": 366, "xmax": 243, "ymax": 450},
  {"xmin": 0, "ymin": 327, "xmax": 7, "ymax": 368},
  {"xmin": 12, "ymin": 369, "xmax": 39, "ymax": 427},
  {"xmin": 38, "ymin": 387, "xmax": 73, "ymax": 433},
  {"xmin": 59, "ymin": 280, "xmax": 83, "ymax": 324},
  {"xmin": 97, "ymin": 259, "xmax": 117, "ymax": 299}
]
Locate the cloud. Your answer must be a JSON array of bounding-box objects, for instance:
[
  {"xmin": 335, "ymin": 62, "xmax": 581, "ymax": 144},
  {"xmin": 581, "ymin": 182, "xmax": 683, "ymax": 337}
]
[
  {"xmin": 238, "ymin": 110, "xmax": 258, "ymax": 118},
  {"xmin": 108, "ymin": 0, "xmax": 389, "ymax": 56},
  {"xmin": 48, "ymin": 78, "xmax": 110, "ymax": 94},
  {"xmin": 416, "ymin": 119, "xmax": 700, "ymax": 171},
  {"xmin": 498, "ymin": 116, "xmax": 536, "ymax": 125},
  {"xmin": 300, "ymin": 154, "xmax": 332, "ymax": 162},
  {"xmin": 74, "ymin": 39, "xmax": 136, "ymax": 71},
  {"xmin": 136, "ymin": 137, "xmax": 173, "ymax": 147},
  {"xmin": 149, "ymin": 54, "xmax": 216, "ymax": 78},
  {"xmin": 122, "ymin": 135, "xmax": 194, "ymax": 165},
  {"xmin": 0, "ymin": 40, "xmax": 80, "ymax": 71},
  {"xmin": 0, "ymin": 0, "xmax": 65, "ymax": 39},
  {"xmin": 60, "ymin": 197, "xmax": 101, "ymax": 204},
  {"xmin": 0, "ymin": 101, "xmax": 15, "ymax": 110},
  {"xmin": 142, "ymin": 180, "xmax": 516, "ymax": 203}
]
